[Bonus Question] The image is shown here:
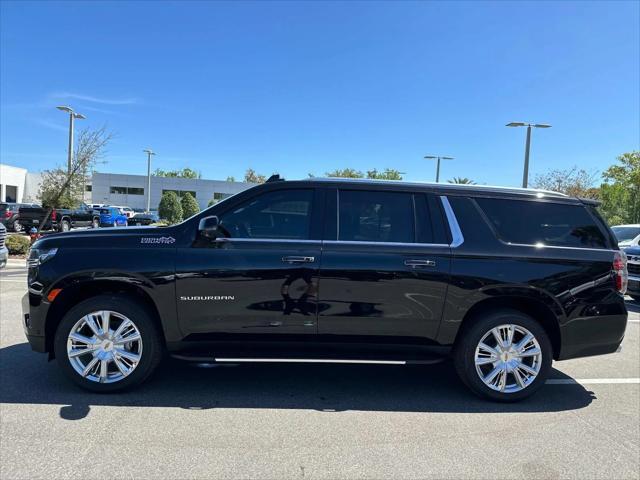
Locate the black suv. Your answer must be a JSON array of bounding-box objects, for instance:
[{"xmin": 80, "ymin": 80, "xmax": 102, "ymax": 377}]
[{"xmin": 22, "ymin": 178, "xmax": 628, "ymax": 401}]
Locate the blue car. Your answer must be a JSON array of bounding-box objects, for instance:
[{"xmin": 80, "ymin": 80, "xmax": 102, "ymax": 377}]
[{"xmin": 98, "ymin": 207, "xmax": 128, "ymax": 227}]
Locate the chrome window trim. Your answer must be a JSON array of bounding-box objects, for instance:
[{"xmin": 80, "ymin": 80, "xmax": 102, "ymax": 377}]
[
  {"xmin": 440, "ymin": 196, "xmax": 464, "ymax": 248},
  {"xmin": 498, "ymin": 241, "xmax": 616, "ymax": 253},
  {"xmin": 215, "ymin": 238, "xmax": 322, "ymax": 245},
  {"xmin": 323, "ymin": 240, "xmax": 449, "ymax": 248}
]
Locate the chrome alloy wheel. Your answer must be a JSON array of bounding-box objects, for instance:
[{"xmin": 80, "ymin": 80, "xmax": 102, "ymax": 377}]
[
  {"xmin": 474, "ymin": 324, "xmax": 542, "ymax": 393},
  {"xmin": 66, "ymin": 310, "xmax": 143, "ymax": 383}
]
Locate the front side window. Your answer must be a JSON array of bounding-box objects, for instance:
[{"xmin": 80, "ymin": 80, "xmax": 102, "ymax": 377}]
[
  {"xmin": 219, "ymin": 189, "xmax": 313, "ymax": 240},
  {"xmin": 475, "ymin": 198, "xmax": 608, "ymax": 249},
  {"xmin": 338, "ymin": 190, "xmax": 413, "ymax": 243}
]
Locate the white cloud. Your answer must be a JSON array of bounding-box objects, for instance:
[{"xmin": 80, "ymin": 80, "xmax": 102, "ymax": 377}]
[{"xmin": 50, "ymin": 92, "xmax": 139, "ymax": 105}]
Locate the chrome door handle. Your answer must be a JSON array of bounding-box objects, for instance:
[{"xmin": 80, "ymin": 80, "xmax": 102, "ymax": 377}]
[
  {"xmin": 282, "ymin": 256, "xmax": 315, "ymax": 264},
  {"xmin": 404, "ymin": 259, "xmax": 436, "ymax": 268}
]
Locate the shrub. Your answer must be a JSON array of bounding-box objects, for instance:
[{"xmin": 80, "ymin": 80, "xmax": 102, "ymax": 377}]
[
  {"xmin": 181, "ymin": 192, "xmax": 200, "ymax": 219},
  {"xmin": 158, "ymin": 191, "xmax": 183, "ymax": 225},
  {"xmin": 5, "ymin": 234, "xmax": 31, "ymax": 255}
]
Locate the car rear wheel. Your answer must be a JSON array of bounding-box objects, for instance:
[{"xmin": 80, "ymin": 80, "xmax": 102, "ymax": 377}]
[
  {"xmin": 54, "ymin": 295, "xmax": 163, "ymax": 392},
  {"xmin": 92, "ymin": 217, "xmax": 100, "ymax": 229},
  {"xmin": 12, "ymin": 220, "xmax": 23, "ymax": 232},
  {"xmin": 60, "ymin": 219, "xmax": 70, "ymax": 232},
  {"xmin": 454, "ymin": 309, "xmax": 552, "ymax": 402}
]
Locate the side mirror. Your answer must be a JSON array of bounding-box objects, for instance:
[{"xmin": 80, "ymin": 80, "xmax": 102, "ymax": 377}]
[{"xmin": 198, "ymin": 215, "xmax": 222, "ymax": 239}]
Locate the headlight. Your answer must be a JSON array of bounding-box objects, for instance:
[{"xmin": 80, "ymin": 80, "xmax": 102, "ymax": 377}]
[{"xmin": 27, "ymin": 247, "xmax": 58, "ymax": 267}]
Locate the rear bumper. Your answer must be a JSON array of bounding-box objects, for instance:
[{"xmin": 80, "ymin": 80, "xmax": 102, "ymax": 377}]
[{"xmin": 558, "ymin": 310, "xmax": 628, "ymax": 360}]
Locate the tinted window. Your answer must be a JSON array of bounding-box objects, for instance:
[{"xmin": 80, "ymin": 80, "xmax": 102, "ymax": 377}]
[
  {"xmin": 476, "ymin": 198, "xmax": 607, "ymax": 249},
  {"xmin": 220, "ymin": 189, "xmax": 313, "ymax": 240},
  {"xmin": 338, "ymin": 190, "xmax": 413, "ymax": 243}
]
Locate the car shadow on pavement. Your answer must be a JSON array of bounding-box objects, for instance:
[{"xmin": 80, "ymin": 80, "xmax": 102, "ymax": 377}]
[{"xmin": 0, "ymin": 343, "xmax": 595, "ymax": 421}]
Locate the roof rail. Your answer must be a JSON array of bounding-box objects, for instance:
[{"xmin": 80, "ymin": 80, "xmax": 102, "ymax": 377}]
[{"xmin": 266, "ymin": 174, "xmax": 284, "ymax": 183}]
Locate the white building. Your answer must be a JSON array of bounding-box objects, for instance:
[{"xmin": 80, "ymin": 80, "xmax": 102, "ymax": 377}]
[
  {"xmin": 0, "ymin": 163, "xmax": 42, "ymax": 203},
  {"xmin": 90, "ymin": 172, "xmax": 253, "ymax": 211}
]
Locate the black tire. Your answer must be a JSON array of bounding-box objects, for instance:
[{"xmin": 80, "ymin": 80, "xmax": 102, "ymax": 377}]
[
  {"xmin": 60, "ymin": 219, "xmax": 71, "ymax": 232},
  {"xmin": 54, "ymin": 294, "xmax": 164, "ymax": 392},
  {"xmin": 453, "ymin": 309, "xmax": 553, "ymax": 402}
]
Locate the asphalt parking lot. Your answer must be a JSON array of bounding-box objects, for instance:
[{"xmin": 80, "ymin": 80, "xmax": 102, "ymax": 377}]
[{"xmin": 1, "ymin": 260, "xmax": 638, "ymax": 480}]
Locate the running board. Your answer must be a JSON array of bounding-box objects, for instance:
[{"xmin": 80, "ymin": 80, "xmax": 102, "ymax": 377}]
[{"xmin": 171, "ymin": 355, "xmax": 444, "ymax": 365}]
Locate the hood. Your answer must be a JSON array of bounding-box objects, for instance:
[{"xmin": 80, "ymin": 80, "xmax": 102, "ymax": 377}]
[
  {"xmin": 33, "ymin": 225, "xmax": 179, "ymax": 250},
  {"xmin": 624, "ymin": 245, "xmax": 640, "ymax": 256}
]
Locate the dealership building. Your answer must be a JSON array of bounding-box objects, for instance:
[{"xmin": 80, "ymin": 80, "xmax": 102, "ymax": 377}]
[{"xmin": 0, "ymin": 163, "xmax": 254, "ymax": 210}]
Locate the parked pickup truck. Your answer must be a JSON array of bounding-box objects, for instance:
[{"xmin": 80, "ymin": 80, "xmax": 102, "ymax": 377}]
[{"xmin": 18, "ymin": 203, "xmax": 100, "ymax": 232}]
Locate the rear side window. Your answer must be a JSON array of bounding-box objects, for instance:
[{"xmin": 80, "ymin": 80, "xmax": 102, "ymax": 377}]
[
  {"xmin": 338, "ymin": 190, "xmax": 413, "ymax": 243},
  {"xmin": 475, "ymin": 198, "xmax": 608, "ymax": 249}
]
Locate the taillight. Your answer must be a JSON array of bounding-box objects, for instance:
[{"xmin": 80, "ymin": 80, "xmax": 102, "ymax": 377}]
[
  {"xmin": 3, "ymin": 211, "xmax": 11, "ymax": 218},
  {"xmin": 51, "ymin": 209, "xmax": 57, "ymax": 221},
  {"xmin": 613, "ymin": 250, "xmax": 628, "ymax": 294}
]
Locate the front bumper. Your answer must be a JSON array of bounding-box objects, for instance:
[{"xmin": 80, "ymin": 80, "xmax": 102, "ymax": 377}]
[
  {"xmin": 22, "ymin": 291, "xmax": 49, "ymax": 353},
  {"xmin": 627, "ymin": 274, "xmax": 640, "ymax": 297}
]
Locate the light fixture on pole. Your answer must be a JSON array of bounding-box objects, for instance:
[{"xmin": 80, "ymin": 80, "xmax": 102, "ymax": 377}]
[
  {"xmin": 143, "ymin": 149, "xmax": 156, "ymax": 213},
  {"xmin": 424, "ymin": 155, "xmax": 454, "ymax": 183},
  {"xmin": 506, "ymin": 122, "xmax": 551, "ymax": 188},
  {"xmin": 56, "ymin": 106, "xmax": 86, "ymax": 174}
]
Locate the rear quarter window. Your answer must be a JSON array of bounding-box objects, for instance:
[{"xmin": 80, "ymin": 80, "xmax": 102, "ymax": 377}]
[{"xmin": 475, "ymin": 197, "xmax": 608, "ymax": 249}]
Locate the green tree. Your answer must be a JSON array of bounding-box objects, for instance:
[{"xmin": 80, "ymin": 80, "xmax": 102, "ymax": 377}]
[
  {"xmin": 158, "ymin": 191, "xmax": 183, "ymax": 225},
  {"xmin": 180, "ymin": 192, "xmax": 200, "ymax": 219},
  {"xmin": 226, "ymin": 176, "xmax": 236, "ymax": 182},
  {"xmin": 244, "ymin": 168, "xmax": 267, "ymax": 183},
  {"xmin": 326, "ymin": 168, "xmax": 364, "ymax": 178},
  {"xmin": 532, "ymin": 167, "xmax": 599, "ymax": 198},
  {"xmin": 153, "ymin": 167, "xmax": 201, "ymax": 179},
  {"xmin": 601, "ymin": 151, "xmax": 640, "ymax": 224},
  {"xmin": 448, "ymin": 177, "xmax": 475, "ymax": 185},
  {"xmin": 366, "ymin": 169, "xmax": 403, "ymax": 180}
]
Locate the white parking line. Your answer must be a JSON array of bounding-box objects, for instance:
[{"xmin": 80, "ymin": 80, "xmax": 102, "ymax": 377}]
[{"xmin": 547, "ymin": 378, "xmax": 640, "ymax": 385}]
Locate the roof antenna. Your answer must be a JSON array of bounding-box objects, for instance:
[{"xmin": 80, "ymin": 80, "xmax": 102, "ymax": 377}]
[{"xmin": 266, "ymin": 174, "xmax": 283, "ymax": 183}]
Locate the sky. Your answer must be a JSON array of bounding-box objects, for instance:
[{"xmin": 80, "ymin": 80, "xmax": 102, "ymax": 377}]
[{"xmin": 1, "ymin": 0, "xmax": 639, "ymax": 186}]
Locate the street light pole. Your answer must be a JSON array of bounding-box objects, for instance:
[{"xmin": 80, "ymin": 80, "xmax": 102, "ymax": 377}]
[
  {"xmin": 56, "ymin": 106, "xmax": 86, "ymax": 175},
  {"xmin": 506, "ymin": 122, "xmax": 551, "ymax": 188},
  {"xmin": 143, "ymin": 149, "xmax": 156, "ymax": 213},
  {"xmin": 424, "ymin": 155, "xmax": 454, "ymax": 183}
]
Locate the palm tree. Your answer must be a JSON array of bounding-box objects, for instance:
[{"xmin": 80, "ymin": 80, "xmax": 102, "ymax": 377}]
[{"xmin": 448, "ymin": 177, "xmax": 476, "ymax": 184}]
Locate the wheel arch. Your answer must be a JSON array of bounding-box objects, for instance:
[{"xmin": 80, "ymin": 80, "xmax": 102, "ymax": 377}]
[
  {"xmin": 453, "ymin": 296, "xmax": 562, "ymax": 360},
  {"xmin": 44, "ymin": 279, "xmax": 166, "ymax": 358}
]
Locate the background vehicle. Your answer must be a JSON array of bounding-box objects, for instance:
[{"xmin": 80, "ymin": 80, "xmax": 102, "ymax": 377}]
[
  {"xmin": 18, "ymin": 203, "xmax": 100, "ymax": 231},
  {"xmin": 0, "ymin": 202, "xmax": 40, "ymax": 232},
  {"xmin": 109, "ymin": 205, "xmax": 135, "ymax": 218},
  {"xmin": 0, "ymin": 223, "xmax": 7, "ymax": 268},
  {"xmin": 625, "ymin": 245, "xmax": 640, "ymax": 302},
  {"xmin": 98, "ymin": 207, "xmax": 128, "ymax": 227},
  {"xmin": 612, "ymin": 224, "xmax": 640, "ymax": 247},
  {"xmin": 128, "ymin": 212, "xmax": 159, "ymax": 226},
  {"xmin": 23, "ymin": 179, "xmax": 627, "ymax": 401}
]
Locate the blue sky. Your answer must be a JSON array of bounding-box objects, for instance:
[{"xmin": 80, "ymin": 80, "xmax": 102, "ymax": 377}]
[{"xmin": 1, "ymin": 1, "xmax": 638, "ymax": 185}]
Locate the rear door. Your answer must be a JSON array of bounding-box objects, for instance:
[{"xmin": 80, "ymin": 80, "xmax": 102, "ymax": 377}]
[
  {"xmin": 176, "ymin": 187, "xmax": 323, "ymax": 337},
  {"xmin": 318, "ymin": 188, "xmax": 451, "ymax": 342}
]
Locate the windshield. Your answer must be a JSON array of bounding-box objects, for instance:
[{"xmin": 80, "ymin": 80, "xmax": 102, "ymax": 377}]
[{"xmin": 612, "ymin": 226, "xmax": 640, "ymax": 243}]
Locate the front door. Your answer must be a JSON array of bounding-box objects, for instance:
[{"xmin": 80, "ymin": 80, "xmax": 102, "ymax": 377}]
[
  {"xmin": 318, "ymin": 188, "xmax": 451, "ymax": 342},
  {"xmin": 176, "ymin": 187, "xmax": 322, "ymax": 338}
]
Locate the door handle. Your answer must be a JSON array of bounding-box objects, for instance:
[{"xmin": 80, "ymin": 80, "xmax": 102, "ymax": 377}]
[
  {"xmin": 282, "ymin": 256, "xmax": 315, "ymax": 264},
  {"xmin": 404, "ymin": 259, "xmax": 436, "ymax": 268}
]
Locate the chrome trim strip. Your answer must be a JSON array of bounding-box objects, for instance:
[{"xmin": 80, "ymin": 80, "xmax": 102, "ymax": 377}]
[
  {"xmin": 214, "ymin": 358, "xmax": 406, "ymax": 365},
  {"xmin": 215, "ymin": 238, "xmax": 322, "ymax": 245},
  {"xmin": 628, "ymin": 275, "xmax": 640, "ymax": 282},
  {"xmin": 440, "ymin": 196, "xmax": 464, "ymax": 248},
  {"xmin": 323, "ymin": 240, "xmax": 449, "ymax": 248}
]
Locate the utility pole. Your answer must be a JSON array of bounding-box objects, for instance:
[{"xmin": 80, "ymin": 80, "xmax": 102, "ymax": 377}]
[
  {"xmin": 424, "ymin": 155, "xmax": 454, "ymax": 183},
  {"xmin": 143, "ymin": 149, "xmax": 156, "ymax": 213},
  {"xmin": 506, "ymin": 122, "xmax": 552, "ymax": 188},
  {"xmin": 56, "ymin": 106, "xmax": 86, "ymax": 174}
]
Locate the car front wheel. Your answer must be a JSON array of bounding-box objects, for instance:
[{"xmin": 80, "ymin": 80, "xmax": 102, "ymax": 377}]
[
  {"xmin": 54, "ymin": 295, "xmax": 163, "ymax": 392},
  {"xmin": 454, "ymin": 309, "xmax": 552, "ymax": 402}
]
